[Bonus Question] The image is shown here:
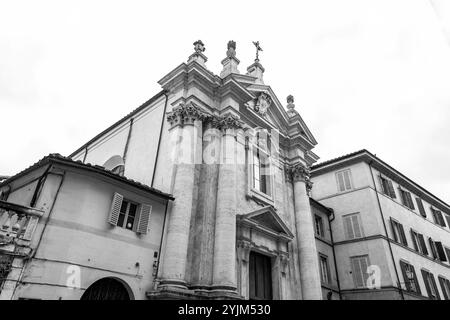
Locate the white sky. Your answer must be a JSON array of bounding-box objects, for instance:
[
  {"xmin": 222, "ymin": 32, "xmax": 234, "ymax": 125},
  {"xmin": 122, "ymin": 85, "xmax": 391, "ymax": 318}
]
[{"xmin": 1, "ymin": 0, "xmax": 450, "ymax": 203}]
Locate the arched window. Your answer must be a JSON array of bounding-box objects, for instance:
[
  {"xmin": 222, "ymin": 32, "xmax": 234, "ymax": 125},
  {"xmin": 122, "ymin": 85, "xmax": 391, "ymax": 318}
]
[
  {"xmin": 103, "ymin": 155, "xmax": 125, "ymax": 176},
  {"xmin": 80, "ymin": 278, "xmax": 132, "ymax": 300}
]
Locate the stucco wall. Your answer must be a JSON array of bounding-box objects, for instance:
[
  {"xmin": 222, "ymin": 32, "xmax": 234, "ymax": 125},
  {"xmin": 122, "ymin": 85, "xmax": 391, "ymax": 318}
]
[{"xmin": 13, "ymin": 169, "xmax": 167, "ymax": 300}]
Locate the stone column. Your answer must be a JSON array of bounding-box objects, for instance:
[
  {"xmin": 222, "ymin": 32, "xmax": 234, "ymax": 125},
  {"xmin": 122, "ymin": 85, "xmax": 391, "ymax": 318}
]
[
  {"xmin": 159, "ymin": 103, "xmax": 207, "ymax": 288},
  {"xmin": 211, "ymin": 113, "xmax": 243, "ymax": 292},
  {"xmin": 287, "ymin": 163, "xmax": 322, "ymax": 300}
]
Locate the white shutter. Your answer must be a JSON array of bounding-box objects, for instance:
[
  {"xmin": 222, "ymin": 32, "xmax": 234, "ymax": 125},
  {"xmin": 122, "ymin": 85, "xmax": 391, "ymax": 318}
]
[
  {"xmin": 352, "ymin": 215, "xmax": 362, "ymax": 238},
  {"xmin": 343, "ymin": 170, "xmax": 352, "ymax": 190},
  {"xmin": 344, "ymin": 216, "xmax": 355, "ymax": 239},
  {"xmin": 137, "ymin": 204, "xmax": 152, "ymax": 234},
  {"xmin": 108, "ymin": 192, "xmax": 123, "ymax": 226},
  {"xmin": 351, "ymin": 257, "xmax": 364, "ymax": 288},
  {"xmin": 337, "ymin": 172, "xmax": 345, "ymax": 192}
]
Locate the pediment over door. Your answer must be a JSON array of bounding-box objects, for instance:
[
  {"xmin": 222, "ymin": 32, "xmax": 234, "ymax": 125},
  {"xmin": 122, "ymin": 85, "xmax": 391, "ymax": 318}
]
[{"xmin": 237, "ymin": 206, "xmax": 294, "ymax": 242}]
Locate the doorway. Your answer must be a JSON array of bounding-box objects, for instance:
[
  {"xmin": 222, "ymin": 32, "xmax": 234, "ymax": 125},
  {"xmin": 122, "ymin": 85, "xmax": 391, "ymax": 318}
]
[{"xmin": 249, "ymin": 251, "xmax": 272, "ymax": 300}]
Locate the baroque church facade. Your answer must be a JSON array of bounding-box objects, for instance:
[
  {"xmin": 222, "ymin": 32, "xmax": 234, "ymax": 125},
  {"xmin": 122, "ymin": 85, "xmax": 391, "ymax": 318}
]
[{"xmin": 47, "ymin": 40, "xmax": 326, "ymax": 300}]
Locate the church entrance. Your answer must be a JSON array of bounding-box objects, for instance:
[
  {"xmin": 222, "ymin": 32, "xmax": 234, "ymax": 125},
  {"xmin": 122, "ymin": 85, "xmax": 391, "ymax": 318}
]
[
  {"xmin": 80, "ymin": 278, "xmax": 131, "ymax": 300},
  {"xmin": 249, "ymin": 251, "xmax": 272, "ymax": 300}
]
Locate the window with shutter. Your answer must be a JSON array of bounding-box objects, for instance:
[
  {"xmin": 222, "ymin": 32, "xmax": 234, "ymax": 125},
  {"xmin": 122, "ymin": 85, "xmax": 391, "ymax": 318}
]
[
  {"xmin": 418, "ymin": 234, "xmax": 428, "ymax": 256},
  {"xmin": 410, "ymin": 230, "xmax": 419, "ymax": 251},
  {"xmin": 137, "ymin": 204, "xmax": 152, "ymax": 234},
  {"xmin": 343, "ymin": 213, "xmax": 363, "ymax": 240},
  {"xmin": 390, "ymin": 218, "xmax": 407, "ymax": 246},
  {"xmin": 108, "ymin": 193, "xmax": 123, "ymax": 226},
  {"xmin": 379, "ymin": 175, "xmax": 396, "ymax": 199},
  {"xmin": 445, "ymin": 247, "xmax": 450, "ymax": 263},
  {"xmin": 387, "ymin": 180, "xmax": 396, "ymax": 199},
  {"xmin": 314, "ymin": 215, "xmax": 324, "ymax": 237},
  {"xmin": 319, "ymin": 255, "xmax": 330, "ymax": 284},
  {"xmin": 351, "ymin": 255, "xmax": 369, "ymax": 288},
  {"xmin": 431, "ymin": 208, "xmax": 446, "ymax": 227},
  {"xmin": 336, "ymin": 169, "xmax": 352, "ymax": 192},
  {"xmin": 438, "ymin": 276, "xmax": 450, "ymax": 300},
  {"xmin": 421, "ymin": 270, "xmax": 440, "ymax": 300},
  {"xmin": 415, "ymin": 198, "xmax": 426, "ymax": 217},
  {"xmin": 400, "ymin": 261, "xmax": 420, "ymax": 294},
  {"xmin": 434, "ymin": 241, "xmax": 447, "ymax": 262}
]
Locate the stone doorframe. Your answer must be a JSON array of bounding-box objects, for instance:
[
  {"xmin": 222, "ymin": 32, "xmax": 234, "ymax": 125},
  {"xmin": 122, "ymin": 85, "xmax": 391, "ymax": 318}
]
[{"xmin": 236, "ymin": 206, "xmax": 293, "ymax": 300}]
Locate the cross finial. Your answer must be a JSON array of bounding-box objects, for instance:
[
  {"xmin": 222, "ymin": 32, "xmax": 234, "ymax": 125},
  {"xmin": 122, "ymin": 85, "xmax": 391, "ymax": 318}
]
[{"xmin": 252, "ymin": 41, "xmax": 263, "ymax": 62}]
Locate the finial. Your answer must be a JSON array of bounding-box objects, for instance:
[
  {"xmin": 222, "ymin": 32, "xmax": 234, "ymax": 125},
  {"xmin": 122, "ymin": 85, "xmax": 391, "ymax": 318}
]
[
  {"xmin": 286, "ymin": 95, "xmax": 297, "ymax": 117},
  {"xmin": 193, "ymin": 40, "xmax": 205, "ymax": 53},
  {"xmin": 252, "ymin": 41, "xmax": 263, "ymax": 62},
  {"xmin": 226, "ymin": 40, "xmax": 236, "ymax": 58}
]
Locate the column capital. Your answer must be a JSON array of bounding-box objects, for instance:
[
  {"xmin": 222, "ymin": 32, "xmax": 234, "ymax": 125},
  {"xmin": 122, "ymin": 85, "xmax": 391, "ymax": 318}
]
[
  {"xmin": 218, "ymin": 112, "xmax": 245, "ymax": 131},
  {"xmin": 166, "ymin": 102, "xmax": 211, "ymax": 128},
  {"xmin": 285, "ymin": 163, "xmax": 313, "ymax": 188}
]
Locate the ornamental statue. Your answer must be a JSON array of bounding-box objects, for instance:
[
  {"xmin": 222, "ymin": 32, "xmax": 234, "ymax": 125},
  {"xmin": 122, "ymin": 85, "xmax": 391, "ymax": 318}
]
[
  {"xmin": 193, "ymin": 40, "xmax": 205, "ymax": 54},
  {"xmin": 254, "ymin": 92, "xmax": 272, "ymax": 117},
  {"xmin": 226, "ymin": 40, "xmax": 236, "ymax": 58}
]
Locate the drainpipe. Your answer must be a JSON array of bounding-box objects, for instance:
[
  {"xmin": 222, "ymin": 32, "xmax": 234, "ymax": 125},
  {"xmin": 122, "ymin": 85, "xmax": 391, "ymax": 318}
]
[
  {"xmin": 30, "ymin": 164, "xmax": 52, "ymax": 208},
  {"xmin": 151, "ymin": 90, "xmax": 169, "ymax": 188},
  {"xmin": 369, "ymin": 161, "xmax": 404, "ymax": 300},
  {"xmin": 153, "ymin": 199, "xmax": 170, "ymax": 288},
  {"xmin": 328, "ymin": 208, "xmax": 342, "ymax": 300}
]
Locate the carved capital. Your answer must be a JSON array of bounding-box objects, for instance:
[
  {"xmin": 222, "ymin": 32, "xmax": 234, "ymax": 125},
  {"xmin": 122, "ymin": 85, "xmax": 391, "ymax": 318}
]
[
  {"xmin": 166, "ymin": 102, "xmax": 211, "ymax": 127},
  {"xmin": 218, "ymin": 113, "xmax": 244, "ymax": 131},
  {"xmin": 285, "ymin": 163, "xmax": 311, "ymax": 184}
]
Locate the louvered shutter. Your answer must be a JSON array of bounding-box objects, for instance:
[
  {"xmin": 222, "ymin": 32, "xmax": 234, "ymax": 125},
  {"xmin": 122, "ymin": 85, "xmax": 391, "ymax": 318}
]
[
  {"xmin": 411, "ymin": 266, "xmax": 421, "ymax": 295},
  {"xmin": 439, "ymin": 277, "xmax": 449, "ymax": 300},
  {"xmin": 429, "ymin": 238, "xmax": 438, "ymax": 259},
  {"xmin": 418, "ymin": 234, "xmax": 428, "ymax": 255},
  {"xmin": 399, "ymin": 261, "xmax": 410, "ymax": 291},
  {"xmin": 343, "ymin": 170, "xmax": 352, "ymax": 190},
  {"xmin": 360, "ymin": 256, "xmax": 369, "ymax": 286},
  {"xmin": 445, "ymin": 215, "xmax": 450, "ymax": 229},
  {"xmin": 421, "ymin": 270, "xmax": 433, "ymax": 299},
  {"xmin": 434, "ymin": 241, "xmax": 447, "ymax": 262},
  {"xmin": 378, "ymin": 175, "xmax": 386, "ymax": 194},
  {"xmin": 390, "ymin": 218, "xmax": 398, "ymax": 242},
  {"xmin": 351, "ymin": 257, "xmax": 364, "ymax": 288},
  {"xmin": 446, "ymin": 248, "xmax": 450, "ymax": 262},
  {"xmin": 399, "ymin": 224, "xmax": 408, "ymax": 246},
  {"xmin": 387, "ymin": 180, "xmax": 396, "ymax": 199},
  {"xmin": 108, "ymin": 192, "xmax": 123, "ymax": 226},
  {"xmin": 337, "ymin": 172, "xmax": 345, "ymax": 192},
  {"xmin": 416, "ymin": 198, "xmax": 426, "ymax": 217},
  {"xmin": 439, "ymin": 211, "xmax": 446, "ymax": 227},
  {"xmin": 406, "ymin": 193, "xmax": 414, "ymax": 210},
  {"xmin": 344, "ymin": 216, "xmax": 354, "ymax": 239},
  {"xmin": 136, "ymin": 204, "xmax": 152, "ymax": 234},
  {"xmin": 430, "ymin": 274, "xmax": 440, "ymax": 300},
  {"xmin": 410, "ymin": 230, "xmax": 418, "ymax": 251},
  {"xmin": 352, "ymin": 215, "xmax": 361, "ymax": 238}
]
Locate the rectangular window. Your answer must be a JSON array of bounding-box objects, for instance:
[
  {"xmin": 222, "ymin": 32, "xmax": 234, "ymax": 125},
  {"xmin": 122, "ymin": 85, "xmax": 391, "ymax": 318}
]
[
  {"xmin": 399, "ymin": 261, "xmax": 420, "ymax": 294},
  {"xmin": 421, "ymin": 270, "xmax": 440, "ymax": 300},
  {"xmin": 343, "ymin": 213, "xmax": 363, "ymax": 240},
  {"xmin": 434, "ymin": 241, "xmax": 448, "ymax": 262},
  {"xmin": 319, "ymin": 255, "xmax": 331, "ymax": 284},
  {"xmin": 438, "ymin": 276, "xmax": 450, "ymax": 300},
  {"xmin": 429, "ymin": 238, "xmax": 438, "ymax": 260},
  {"xmin": 314, "ymin": 215, "xmax": 324, "ymax": 237},
  {"xmin": 445, "ymin": 247, "xmax": 450, "ymax": 264},
  {"xmin": 390, "ymin": 218, "xmax": 408, "ymax": 246},
  {"xmin": 252, "ymin": 148, "xmax": 271, "ymax": 197},
  {"xmin": 379, "ymin": 175, "xmax": 396, "ymax": 199},
  {"xmin": 410, "ymin": 229, "xmax": 428, "ymax": 255},
  {"xmin": 399, "ymin": 188, "xmax": 415, "ymax": 210},
  {"xmin": 350, "ymin": 255, "xmax": 370, "ymax": 288},
  {"xmin": 107, "ymin": 192, "xmax": 151, "ymax": 234},
  {"xmin": 336, "ymin": 169, "xmax": 352, "ymax": 192},
  {"xmin": 415, "ymin": 198, "xmax": 426, "ymax": 218}
]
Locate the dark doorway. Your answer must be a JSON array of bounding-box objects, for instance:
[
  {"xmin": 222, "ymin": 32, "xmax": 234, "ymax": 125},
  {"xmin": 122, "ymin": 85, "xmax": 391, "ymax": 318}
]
[
  {"xmin": 80, "ymin": 278, "xmax": 131, "ymax": 300},
  {"xmin": 249, "ymin": 251, "xmax": 273, "ymax": 300}
]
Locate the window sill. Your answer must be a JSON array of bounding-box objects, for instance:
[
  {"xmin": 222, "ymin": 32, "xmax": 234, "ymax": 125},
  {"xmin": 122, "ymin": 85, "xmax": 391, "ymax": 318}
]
[{"xmin": 247, "ymin": 188, "xmax": 274, "ymax": 206}]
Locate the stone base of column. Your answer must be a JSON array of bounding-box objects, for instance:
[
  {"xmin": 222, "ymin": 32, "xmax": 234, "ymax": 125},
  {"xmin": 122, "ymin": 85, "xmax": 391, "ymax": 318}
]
[{"xmin": 147, "ymin": 286, "xmax": 243, "ymax": 300}]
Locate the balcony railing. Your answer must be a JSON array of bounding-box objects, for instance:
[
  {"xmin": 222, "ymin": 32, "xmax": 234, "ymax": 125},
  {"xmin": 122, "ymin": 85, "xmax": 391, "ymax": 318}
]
[{"xmin": 0, "ymin": 200, "xmax": 44, "ymax": 249}]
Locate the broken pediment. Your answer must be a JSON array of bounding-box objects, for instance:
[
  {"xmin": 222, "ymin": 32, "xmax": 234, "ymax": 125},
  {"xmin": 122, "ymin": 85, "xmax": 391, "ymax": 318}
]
[{"xmin": 237, "ymin": 206, "xmax": 294, "ymax": 241}]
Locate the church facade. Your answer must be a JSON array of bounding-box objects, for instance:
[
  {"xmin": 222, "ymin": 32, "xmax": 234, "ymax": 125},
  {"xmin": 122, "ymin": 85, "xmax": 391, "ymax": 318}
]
[{"xmin": 68, "ymin": 40, "xmax": 326, "ymax": 300}]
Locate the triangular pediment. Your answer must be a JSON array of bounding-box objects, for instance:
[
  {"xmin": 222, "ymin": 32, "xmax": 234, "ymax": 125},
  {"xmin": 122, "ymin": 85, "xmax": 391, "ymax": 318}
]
[{"xmin": 238, "ymin": 206, "xmax": 294, "ymax": 241}]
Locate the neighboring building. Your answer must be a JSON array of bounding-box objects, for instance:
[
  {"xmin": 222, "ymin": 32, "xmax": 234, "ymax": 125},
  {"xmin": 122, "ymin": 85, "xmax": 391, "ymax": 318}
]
[
  {"xmin": 0, "ymin": 41, "xmax": 331, "ymax": 300},
  {"xmin": 310, "ymin": 149, "xmax": 450, "ymax": 300},
  {"xmin": 0, "ymin": 154, "xmax": 173, "ymax": 300}
]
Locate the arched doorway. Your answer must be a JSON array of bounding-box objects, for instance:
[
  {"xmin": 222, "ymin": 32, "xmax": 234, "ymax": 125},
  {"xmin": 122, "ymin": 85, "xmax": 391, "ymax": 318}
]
[{"xmin": 80, "ymin": 278, "xmax": 132, "ymax": 300}]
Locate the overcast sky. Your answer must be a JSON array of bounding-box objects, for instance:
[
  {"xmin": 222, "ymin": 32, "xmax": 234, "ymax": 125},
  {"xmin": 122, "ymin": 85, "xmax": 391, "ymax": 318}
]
[{"xmin": 1, "ymin": 0, "xmax": 450, "ymax": 203}]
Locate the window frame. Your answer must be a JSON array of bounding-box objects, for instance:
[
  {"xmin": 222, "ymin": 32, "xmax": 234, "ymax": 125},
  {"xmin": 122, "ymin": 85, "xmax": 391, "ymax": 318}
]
[
  {"xmin": 319, "ymin": 254, "xmax": 331, "ymax": 285},
  {"xmin": 421, "ymin": 269, "xmax": 440, "ymax": 300},
  {"xmin": 117, "ymin": 199, "xmax": 139, "ymax": 231},
  {"xmin": 343, "ymin": 213, "xmax": 364, "ymax": 240},
  {"xmin": 314, "ymin": 214, "xmax": 324, "ymax": 238},
  {"xmin": 335, "ymin": 169, "xmax": 353, "ymax": 193},
  {"xmin": 350, "ymin": 255, "xmax": 370, "ymax": 289},
  {"xmin": 399, "ymin": 260, "xmax": 421, "ymax": 294}
]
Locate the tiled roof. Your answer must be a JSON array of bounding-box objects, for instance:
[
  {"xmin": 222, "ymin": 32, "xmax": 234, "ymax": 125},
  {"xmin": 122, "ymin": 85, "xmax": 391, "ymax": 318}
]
[
  {"xmin": 0, "ymin": 153, "xmax": 174, "ymax": 201},
  {"xmin": 311, "ymin": 149, "xmax": 368, "ymax": 170}
]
